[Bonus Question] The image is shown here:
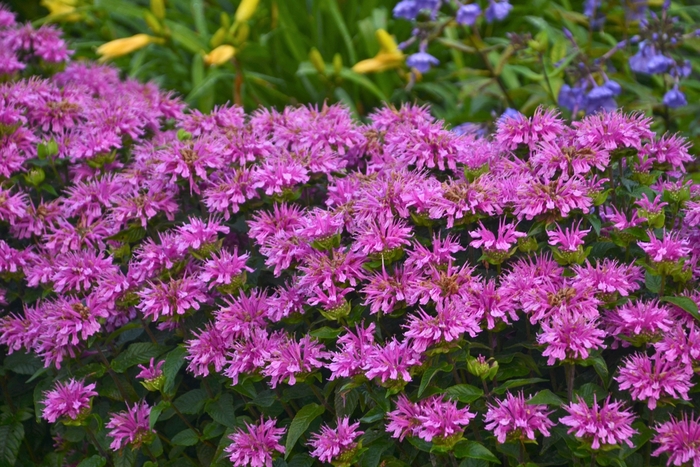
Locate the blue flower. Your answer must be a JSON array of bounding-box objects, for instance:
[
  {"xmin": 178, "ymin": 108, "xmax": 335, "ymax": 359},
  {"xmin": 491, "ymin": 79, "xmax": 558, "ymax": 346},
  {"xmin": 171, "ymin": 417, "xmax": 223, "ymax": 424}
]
[
  {"xmin": 456, "ymin": 4, "xmax": 481, "ymax": 26},
  {"xmin": 406, "ymin": 52, "xmax": 439, "ymax": 73},
  {"xmin": 663, "ymin": 87, "xmax": 687, "ymax": 108},
  {"xmin": 393, "ymin": 0, "xmax": 419, "ymax": 19},
  {"xmin": 485, "ymin": 0, "xmax": 512, "ymax": 23},
  {"xmin": 646, "ymin": 54, "xmax": 675, "ymax": 74},
  {"xmin": 558, "ymin": 84, "xmax": 586, "ymax": 112}
]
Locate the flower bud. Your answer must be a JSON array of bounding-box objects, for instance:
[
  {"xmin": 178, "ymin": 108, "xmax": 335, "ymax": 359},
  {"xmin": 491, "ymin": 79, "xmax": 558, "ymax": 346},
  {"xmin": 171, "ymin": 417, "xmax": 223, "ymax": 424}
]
[
  {"xmin": 333, "ymin": 53, "xmax": 343, "ymax": 76},
  {"xmin": 234, "ymin": 0, "xmax": 260, "ymax": 23},
  {"xmin": 150, "ymin": 0, "xmax": 166, "ymax": 19},
  {"xmin": 204, "ymin": 45, "xmax": 235, "ymax": 66},
  {"xmin": 467, "ymin": 355, "xmax": 498, "ymax": 381},
  {"xmin": 24, "ymin": 168, "xmax": 45, "ymax": 186},
  {"xmin": 309, "ymin": 48, "xmax": 326, "ymax": 75},
  {"xmin": 97, "ymin": 34, "xmax": 158, "ymax": 61},
  {"xmin": 319, "ymin": 299, "xmax": 351, "ymax": 322}
]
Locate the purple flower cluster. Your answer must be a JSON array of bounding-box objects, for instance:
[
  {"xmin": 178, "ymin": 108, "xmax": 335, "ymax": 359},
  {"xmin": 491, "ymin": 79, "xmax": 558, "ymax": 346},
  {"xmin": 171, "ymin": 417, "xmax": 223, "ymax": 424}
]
[{"xmin": 1, "ymin": 15, "xmax": 700, "ymax": 466}]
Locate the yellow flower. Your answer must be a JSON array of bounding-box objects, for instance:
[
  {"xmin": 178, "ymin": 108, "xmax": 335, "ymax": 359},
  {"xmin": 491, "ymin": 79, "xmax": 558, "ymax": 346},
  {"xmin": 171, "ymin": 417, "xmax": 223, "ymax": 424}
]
[
  {"xmin": 234, "ymin": 0, "xmax": 260, "ymax": 23},
  {"xmin": 352, "ymin": 29, "xmax": 404, "ymax": 74},
  {"xmin": 204, "ymin": 45, "xmax": 236, "ymax": 66},
  {"xmin": 41, "ymin": 0, "xmax": 81, "ymax": 21},
  {"xmin": 96, "ymin": 34, "xmax": 156, "ymax": 62}
]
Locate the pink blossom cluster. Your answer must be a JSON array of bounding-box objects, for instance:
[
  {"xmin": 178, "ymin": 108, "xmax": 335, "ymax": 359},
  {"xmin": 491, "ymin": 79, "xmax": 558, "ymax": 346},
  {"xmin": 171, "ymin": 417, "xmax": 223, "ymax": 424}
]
[{"xmin": 1, "ymin": 15, "xmax": 700, "ymax": 466}]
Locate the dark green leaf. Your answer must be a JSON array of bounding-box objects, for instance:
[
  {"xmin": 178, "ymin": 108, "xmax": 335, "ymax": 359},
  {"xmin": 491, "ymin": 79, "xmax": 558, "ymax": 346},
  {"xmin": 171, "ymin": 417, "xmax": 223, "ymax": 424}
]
[
  {"xmin": 418, "ymin": 361, "xmax": 452, "ymax": 397},
  {"xmin": 77, "ymin": 455, "xmax": 107, "ymax": 467},
  {"xmin": 175, "ymin": 389, "xmax": 208, "ymax": 414},
  {"xmin": 162, "ymin": 346, "xmax": 187, "ymax": 395},
  {"xmin": 662, "ymin": 296, "xmax": 700, "ymax": 322},
  {"xmin": 526, "ymin": 389, "xmax": 564, "ymax": 407},
  {"xmin": 493, "ymin": 378, "xmax": 547, "ymax": 395},
  {"xmin": 285, "ymin": 403, "xmax": 325, "ymax": 458},
  {"xmin": 310, "ymin": 327, "xmax": 343, "ymax": 339},
  {"xmin": 111, "ymin": 342, "xmax": 166, "ymax": 373},
  {"xmin": 0, "ymin": 422, "xmax": 24, "ymax": 467},
  {"xmin": 206, "ymin": 393, "xmax": 237, "ymax": 428},
  {"xmin": 172, "ymin": 428, "xmax": 199, "ymax": 446},
  {"xmin": 149, "ymin": 401, "xmax": 171, "ymax": 429},
  {"xmin": 645, "ymin": 272, "xmax": 661, "ymax": 294},
  {"xmin": 453, "ymin": 440, "xmax": 500, "ymax": 463},
  {"xmin": 444, "ymin": 384, "xmax": 484, "ymax": 403}
]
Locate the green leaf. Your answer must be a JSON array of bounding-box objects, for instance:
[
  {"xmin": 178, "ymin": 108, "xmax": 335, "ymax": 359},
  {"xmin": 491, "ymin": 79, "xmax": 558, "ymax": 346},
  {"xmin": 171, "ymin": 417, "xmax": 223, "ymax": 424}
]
[
  {"xmin": 324, "ymin": 0, "xmax": 357, "ymax": 64},
  {"xmin": 493, "ymin": 378, "xmax": 547, "ymax": 395},
  {"xmin": 285, "ymin": 403, "xmax": 325, "ymax": 459},
  {"xmin": 175, "ymin": 389, "xmax": 208, "ymax": 414},
  {"xmin": 444, "ymin": 384, "xmax": 484, "ymax": 403},
  {"xmin": 162, "ymin": 346, "xmax": 187, "ymax": 395},
  {"xmin": 206, "ymin": 393, "xmax": 237, "ymax": 428},
  {"xmin": 172, "ymin": 428, "xmax": 199, "ymax": 446},
  {"xmin": 149, "ymin": 401, "xmax": 171, "ymax": 429},
  {"xmin": 418, "ymin": 361, "xmax": 452, "ymax": 397},
  {"xmin": 3, "ymin": 351, "xmax": 42, "ymax": 375},
  {"xmin": 0, "ymin": 422, "xmax": 24, "ymax": 467},
  {"xmin": 662, "ymin": 296, "xmax": 700, "ymax": 322},
  {"xmin": 526, "ymin": 389, "xmax": 564, "ymax": 407},
  {"xmin": 645, "ymin": 272, "xmax": 661, "ymax": 294},
  {"xmin": 111, "ymin": 342, "xmax": 166, "ymax": 373},
  {"xmin": 453, "ymin": 440, "xmax": 500, "ymax": 463},
  {"xmin": 77, "ymin": 455, "xmax": 107, "ymax": 467},
  {"xmin": 310, "ymin": 327, "xmax": 343, "ymax": 340}
]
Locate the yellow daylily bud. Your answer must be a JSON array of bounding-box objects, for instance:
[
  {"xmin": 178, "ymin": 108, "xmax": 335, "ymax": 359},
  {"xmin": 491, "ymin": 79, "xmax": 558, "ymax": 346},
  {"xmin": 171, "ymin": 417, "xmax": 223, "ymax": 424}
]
[
  {"xmin": 333, "ymin": 53, "xmax": 342, "ymax": 76},
  {"xmin": 204, "ymin": 45, "xmax": 236, "ymax": 66},
  {"xmin": 41, "ymin": 0, "xmax": 81, "ymax": 22},
  {"xmin": 234, "ymin": 22, "xmax": 250, "ymax": 43},
  {"xmin": 210, "ymin": 27, "xmax": 228, "ymax": 48},
  {"xmin": 352, "ymin": 52, "xmax": 404, "ymax": 74},
  {"xmin": 96, "ymin": 34, "xmax": 156, "ymax": 61},
  {"xmin": 376, "ymin": 29, "xmax": 399, "ymax": 54},
  {"xmin": 234, "ymin": 0, "xmax": 260, "ymax": 23},
  {"xmin": 150, "ymin": 0, "xmax": 166, "ymax": 19},
  {"xmin": 309, "ymin": 48, "xmax": 325, "ymax": 74}
]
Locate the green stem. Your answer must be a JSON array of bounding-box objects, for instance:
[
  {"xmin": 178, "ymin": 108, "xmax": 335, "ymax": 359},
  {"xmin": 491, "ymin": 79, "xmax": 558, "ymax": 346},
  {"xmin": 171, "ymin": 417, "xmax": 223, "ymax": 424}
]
[{"xmin": 565, "ymin": 362, "xmax": 576, "ymax": 402}]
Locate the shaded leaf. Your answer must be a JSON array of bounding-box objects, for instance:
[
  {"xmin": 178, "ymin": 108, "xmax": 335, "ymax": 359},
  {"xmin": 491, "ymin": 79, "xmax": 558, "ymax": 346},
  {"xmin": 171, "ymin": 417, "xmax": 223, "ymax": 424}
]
[
  {"xmin": 444, "ymin": 384, "xmax": 484, "ymax": 403},
  {"xmin": 453, "ymin": 440, "xmax": 500, "ymax": 463},
  {"xmin": 285, "ymin": 403, "xmax": 325, "ymax": 459}
]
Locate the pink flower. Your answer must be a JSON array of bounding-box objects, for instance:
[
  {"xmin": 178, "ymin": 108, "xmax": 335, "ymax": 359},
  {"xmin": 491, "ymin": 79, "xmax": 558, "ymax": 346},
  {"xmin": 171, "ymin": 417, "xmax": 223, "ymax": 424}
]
[
  {"xmin": 185, "ymin": 323, "xmax": 229, "ymax": 378},
  {"xmin": 203, "ymin": 167, "xmax": 258, "ymax": 220},
  {"xmin": 416, "ymin": 394, "xmax": 476, "ymax": 443},
  {"xmin": 42, "ymin": 379, "xmax": 98, "ymax": 423},
  {"xmin": 225, "ymin": 417, "xmax": 285, "ymax": 467},
  {"xmin": 175, "ymin": 216, "xmax": 230, "ymax": 253},
  {"xmin": 495, "ymin": 107, "xmax": 564, "ymax": 150},
  {"xmin": 404, "ymin": 301, "xmax": 481, "ymax": 353},
  {"xmin": 638, "ymin": 230, "xmax": 691, "ymax": 263},
  {"xmin": 547, "ymin": 220, "xmax": 591, "ymax": 252},
  {"xmin": 362, "ymin": 264, "xmax": 411, "ymax": 315},
  {"xmin": 639, "ymin": 133, "xmax": 693, "ymax": 172},
  {"xmin": 560, "ymin": 396, "xmax": 637, "ymax": 450},
  {"xmin": 653, "ymin": 414, "xmax": 700, "ymax": 467},
  {"xmin": 484, "ymin": 392, "xmax": 554, "ymax": 443},
  {"xmin": 105, "ymin": 401, "xmax": 155, "ymax": 451},
  {"xmin": 352, "ymin": 215, "xmax": 413, "ymax": 256},
  {"xmin": 215, "ymin": 289, "xmax": 269, "ymax": 340},
  {"xmin": 262, "ymin": 334, "xmax": 328, "ymax": 388},
  {"xmin": 616, "ymin": 353, "xmax": 693, "ymax": 409},
  {"xmin": 137, "ymin": 276, "xmax": 208, "ymax": 323},
  {"xmin": 199, "ymin": 247, "xmax": 253, "ymax": 289},
  {"xmin": 469, "ymin": 218, "xmax": 526, "ymax": 252},
  {"xmin": 572, "ymin": 259, "xmax": 643, "ymax": 297},
  {"xmin": 605, "ymin": 300, "xmax": 673, "ymax": 347},
  {"xmin": 136, "ymin": 357, "xmax": 164, "ymax": 381},
  {"xmin": 386, "ymin": 394, "xmax": 424, "ymax": 441},
  {"xmin": 572, "ymin": 111, "xmax": 653, "ymax": 151},
  {"xmin": 308, "ymin": 418, "xmax": 363, "ymax": 463},
  {"xmin": 363, "ymin": 338, "xmax": 422, "ymax": 384},
  {"xmin": 538, "ymin": 312, "xmax": 605, "ymax": 365},
  {"xmin": 328, "ymin": 323, "xmax": 375, "ymax": 380}
]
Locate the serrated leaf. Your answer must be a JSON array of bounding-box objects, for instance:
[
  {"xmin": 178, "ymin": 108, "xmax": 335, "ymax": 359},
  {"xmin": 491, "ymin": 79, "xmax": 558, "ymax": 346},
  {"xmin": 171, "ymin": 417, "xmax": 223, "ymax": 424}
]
[
  {"xmin": 453, "ymin": 440, "xmax": 500, "ymax": 463},
  {"xmin": 175, "ymin": 389, "xmax": 208, "ymax": 414},
  {"xmin": 444, "ymin": 384, "xmax": 484, "ymax": 403},
  {"xmin": 285, "ymin": 403, "xmax": 325, "ymax": 459},
  {"xmin": 0, "ymin": 422, "xmax": 24, "ymax": 467},
  {"xmin": 662, "ymin": 296, "xmax": 700, "ymax": 322},
  {"xmin": 172, "ymin": 428, "xmax": 199, "ymax": 446},
  {"xmin": 206, "ymin": 393, "xmax": 237, "ymax": 428},
  {"xmin": 418, "ymin": 361, "xmax": 452, "ymax": 397},
  {"xmin": 111, "ymin": 343, "xmax": 166, "ymax": 373},
  {"xmin": 77, "ymin": 455, "xmax": 107, "ymax": 467},
  {"xmin": 3, "ymin": 352, "xmax": 42, "ymax": 375},
  {"xmin": 493, "ymin": 378, "xmax": 547, "ymax": 395},
  {"xmin": 310, "ymin": 327, "xmax": 343, "ymax": 339},
  {"xmin": 162, "ymin": 346, "xmax": 187, "ymax": 395},
  {"xmin": 149, "ymin": 401, "xmax": 171, "ymax": 429},
  {"xmin": 645, "ymin": 272, "xmax": 661, "ymax": 294},
  {"xmin": 526, "ymin": 389, "xmax": 564, "ymax": 407}
]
